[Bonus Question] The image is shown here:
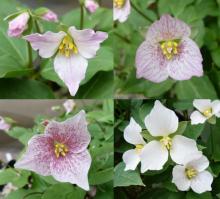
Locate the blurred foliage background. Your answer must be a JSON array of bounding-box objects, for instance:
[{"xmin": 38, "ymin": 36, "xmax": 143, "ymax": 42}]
[
  {"xmin": 114, "ymin": 99, "xmax": 220, "ymax": 199},
  {"xmin": 114, "ymin": 0, "xmax": 220, "ymax": 99}
]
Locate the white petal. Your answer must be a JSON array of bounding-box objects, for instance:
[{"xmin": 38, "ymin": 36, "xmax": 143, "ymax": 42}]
[
  {"xmin": 68, "ymin": 26, "xmax": 108, "ymax": 59},
  {"xmin": 172, "ymin": 165, "xmax": 191, "ymax": 191},
  {"xmin": 193, "ymin": 99, "xmax": 212, "ymax": 112},
  {"xmin": 113, "ymin": 0, "xmax": 131, "ymax": 23},
  {"xmin": 124, "ymin": 117, "xmax": 145, "ymax": 145},
  {"xmin": 144, "ymin": 100, "xmax": 178, "ymax": 137},
  {"xmin": 140, "ymin": 140, "xmax": 168, "ymax": 173},
  {"xmin": 187, "ymin": 155, "xmax": 209, "ymax": 172},
  {"xmin": 211, "ymin": 100, "xmax": 220, "ymax": 116},
  {"xmin": 24, "ymin": 31, "xmax": 66, "ymax": 58},
  {"xmin": 170, "ymin": 135, "xmax": 201, "ymax": 165},
  {"xmin": 54, "ymin": 54, "xmax": 88, "ymax": 96},
  {"xmin": 191, "ymin": 171, "xmax": 213, "ymax": 194},
  {"xmin": 122, "ymin": 149, "xmax": 140, "ymax": 171},
  {"xmin": 190, "ymin": 111, "xmax": 207, "ymax": 125}
]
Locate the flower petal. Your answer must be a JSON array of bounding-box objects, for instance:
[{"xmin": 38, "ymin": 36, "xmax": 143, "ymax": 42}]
[
  {"xmin": 167, "ymin": 38, "xmax": 203, "ymax": 80},
  {"xmin": 113, "ymin": 0, "xmax": 131, "ymax": 23},
  {"xmin": 50, "ymin": 150, "xmax": 91, "ymax": 191},
  {"xmin": 191, "ymin": 171, "xmax": 213, "ymax": 194},
  {"xmin": 172, "ymin": 165, "xmax": 191, "ymax": 191},
  {"xmin": 144, "ymin": 100, "xmax": 178, "ymax": 137},
  {"xmin": 187, "ymin": 155, "xmax": 209, "ymax": 172},
  {"xmin": 15, "ymin": 134, "xmax": 53, "ymax": 176},
  {"xmin": 211, "ymin": 100, "xmax": 220, "ymax": 116},
  {"xmin": 146, "ymin": 14, "xmax": 191, "ymax": 43},
  {"xmin": 46, "ymin": 110, "xmax": 90, "ymax": 153},
  {"xmin": 193, "ymin": 99, "xmax": 212, "ymax": 112},
  {"xmin": 170, "ymin": 135, "xmax": 201, "ymax": 165},
  {"xmin": 124, "ymin": 117, "xmax": 145, "ymax": 145},
  {"xmin": 140, "ymin": 140, "xmax": 168, "ymax": 173},
  {"xmin": 24, "ymin": 31, "xmax": 66, "ymax": 58},
  {"xmin": 68, "ymin": 26, "xmax": 108, "ymax": 59},
  {"xmin": 135, "ymin": 40, "xmax": 169, "ymax": 82},
  {"xmin": 54, "ymin": 54, "xmax": 88, "ymax": 96},
  {"xmin": 190, "ymin": 111, "xmax": 207, "ymax": 125},
  {"xmin": 122, "ymin": 149, "xmax": 140, "ymax": 171}
]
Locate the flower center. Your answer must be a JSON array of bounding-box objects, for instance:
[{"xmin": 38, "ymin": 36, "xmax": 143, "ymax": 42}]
[
  {"xmin": 160, "ymin": 40, "xmax": 179, "ymax": 60},
  {"xmin": 202, "ymin": 108, "xmax": 212, "ymax": 118},
  {"xmin": 185, "ymin": 167, "xmax": 197, "ymax": 179},
  {"xmin": 58, "ymin": 35, "xmax": 78, "ymax": 58},
  {"xmin": 160, "ymin": 136, "xmax": 172, "ymax": 150},
  {"xmin": 54, "ymin": 143, "xmax": 68, "ymax": 158},
  {"xmin": 114, "ymin": 0, "xmax": 125, "ymax": 8},
  {"xmin": 135, "ymin": 144, "xmax": 144, "ymax": 154}
]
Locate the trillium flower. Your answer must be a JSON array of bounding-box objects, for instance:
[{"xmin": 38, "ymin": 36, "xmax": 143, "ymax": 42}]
[
  {"xmin": 41, "ymin": 10, "xmax": 58, "ymax": 22},
  {"xmin": 24, "ymin": 27, "xmax": 108, "ymax": 96},
  {"xmin": 63, "ymin": 99, "xmax": 76, "ymax": 114},
  {"xmin": 136, "ymin": 14, "xmax": 203, "ymax": 82},
  {"xmin": 113, "ymin": 0, "xmax": 131, "ymax": 23},
  {"xmin": 15, "ymin": 110, "xmax": 91, "ymax": 191},
  {"xmin": 172, "ymin": 153, "xmax": 213, "ymax": 194},
  {"xmin": 0, "ymin": 116, "xmax": 11, "ymax": 132},
  {"xmin": 122, "ymin": 117, "xmax": 146, "ymax": 171},
  {"xmin": 190, "ymin": 99, "xmax": 220, "ymax": 125},
  {"xmin": 85, "ymin": 0, "xmax": 99, "ymax": 13},
  {"xmin": 140, "ymin": 100, "xmax": 201, "ymax": 173},
  {"xmin": 8, "ymin": 12, "xmax": 30, "ymax": 38}
]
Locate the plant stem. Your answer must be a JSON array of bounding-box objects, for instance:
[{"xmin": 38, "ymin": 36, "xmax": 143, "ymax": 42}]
[
  {"xmin": 80, "ymin": 3, "xmax": 84, "ymax": 29},
  {"xmin": 114, "ymin": 32, "xmax": 131, "ymax": 43},
  {"xmin": 130, "ymin": 1, "xmax": 153, "ymax": 22},
  {"xmin": 27, "ymin": 42, "xmax": 33, "ymax": 68},
  {"xmin": 34, "ymin": 19, "xmax": 41, "ymax": 33}
]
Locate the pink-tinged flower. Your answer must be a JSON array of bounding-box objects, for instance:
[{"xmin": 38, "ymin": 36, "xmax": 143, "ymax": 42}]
[
  {"xmin": 114, "ymin": 0, "xmax": 131, "ymax": 23},
  {"xmin": 8, "ymin": 12, "xmax": 30, "ymax": 38},
  {"xmin": 24, "ymin": 27, "xmax": 108, "ymax": 96},
  {"xmin": 15, "ymin": 110, "xmax": 91, "ymax": 191},
  {"xmin": 136, "ymin": 14, "xmax": 203, "ymax": 82},
  {"xmin": 63, "ymin": 99, "xmax": 76, "ymax": 114},
  {"xmin": 41, "ymin": 10, "xmax": 58, "ymax": 22},
  {"xmin": 0, "ymin": 116, "xmax": 11, "ymax": 132},
  {"xmin": 85, "ymin": 0, "xmax": 99, "ymax": 13}
]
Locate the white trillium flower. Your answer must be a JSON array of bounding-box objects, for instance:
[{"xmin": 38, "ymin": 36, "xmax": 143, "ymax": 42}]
[
  {"xmin": 113, "ymin": 0, "xmax": 131, "ymax": 23},
  {"xmin": 190, "ymin": 99, "xmax": 220, "ymax": 125},
  {"xmin": 63, "ymin": 99, "xmax": 75, "ymax": 114},
  {"xmin": 122, "ymin": 117, "xmax": 146, "ymax": 171},
  {"xmin": 140, "ymin": 100, "xmax": 201, "ymax": 173},
  {"xmin": 172, "ymin": 153, "xmax": 213, "ymax": 194},
  {"xmin": 24, "ymin": 27, "xmax": 108, "ymax": 96}
]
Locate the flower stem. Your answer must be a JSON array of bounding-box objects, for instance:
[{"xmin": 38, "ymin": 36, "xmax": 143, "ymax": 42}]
[
  {"xmin": 80, "ymin": 3, "xmax": 84, "ymax": 29},
  {"xmin": 130, "ymin": 1, "xmax": 153, "ymax": 22},
  {"xmin": 27, "ymin": 42, "xmax": 33, "ymax": 68},
  {"xmin": 34, "ymin": 19, "xmax": 42, "ymax": 33}
]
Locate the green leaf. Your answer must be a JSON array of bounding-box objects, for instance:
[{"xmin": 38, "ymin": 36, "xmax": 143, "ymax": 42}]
[
  {"xmin": 186, "ymin": 191, "xmax": 212, "ymax": 199},
  {"xmin": 175, "ymin": 76, "xmax": 217, "ymax": 99},
  {"xmin": 89, "ymin": 167, "xmax": 113, "ymax": 185},
  {"xmin": 175, "ymin": 121, "xmax": 188, "ymax": 135},
  {"xmin": 114, "ymin": 162, "xmax": 145, "ymax": 187},
  {"xmin": 183, "ymin": 123, "xmax": 205, "ymax": 139},
  {"xmin": 0, "ymin": 79, "xmax": 54, "ymax": 99}
]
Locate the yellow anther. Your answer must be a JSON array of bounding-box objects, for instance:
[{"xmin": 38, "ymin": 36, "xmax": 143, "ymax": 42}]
[
  {"xmin": 135, "ymin": 144, "xmax": 144, "ymax": 154},
  {"xmin": 203, "ymin": 108, "xmax": 212, "ymax": 118},
  {"xmin": 160, "ymin": 136, "xmax": 172, "ymax": 150},
  {"xmin": 54, "ymin": 142, "xmax": 68, "ymax": 158},
  {"xmin": 114, "ymin": 0, "xmax": 125, "ymax": 8},
  {"xmin": 160, "ymin": 40, "xmax": 179, "ymax": 60},
  {"xmin": 58, "ymin": 35, "xmax": 78, "ymax": 58},
  {"xmin": 185, "ymin": 167, "xmax": 197, "ymax": 179}
]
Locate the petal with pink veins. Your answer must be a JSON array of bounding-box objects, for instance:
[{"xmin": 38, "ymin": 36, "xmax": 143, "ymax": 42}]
[{"xmin": 24, "ymin": 31, "xmax": 66, "ymax": 58}]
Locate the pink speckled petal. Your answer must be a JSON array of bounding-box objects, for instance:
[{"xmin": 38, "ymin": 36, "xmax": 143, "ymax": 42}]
[
  {"xmin": 46, "ymin": 110, "xmax": 91, "ymax": 153},
  {"xmin": 68, "ymin": 26, "xmax": 108, "ymax": 59},
  {"xmin": 23, "ymin": 31, "xmax": 66, "ymax": 58},
  {"xmin": 14, "ymin": 134, "xmax": 53, "ymax": 176},
  {"xmin": 135, "ymin": 40, "xmax": 169, "ymax": 82},
  {"xmin": 113, "ymin": 0, "xmax": 131, "ymax": 23},
  {"xmin": 167, "ymin": 38, "xmax": 203, "ymax": 80},
  {"xmin": 50, "ymin": 150, "xmax": 91, "ymax": 191},
  {"xmin": 146, "ymin": 14, "xmax": 191, "ymax": 43}
]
